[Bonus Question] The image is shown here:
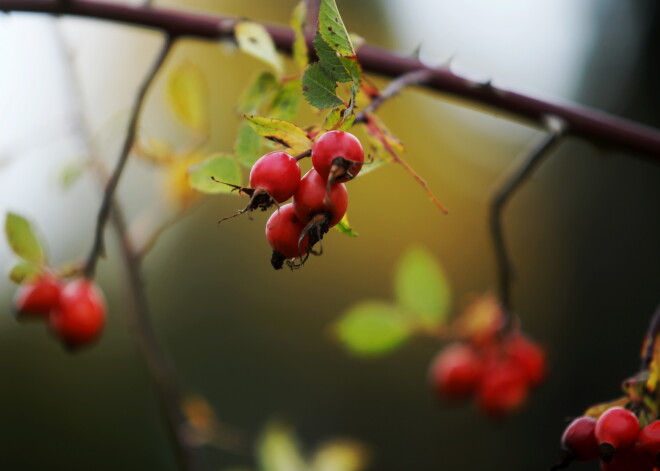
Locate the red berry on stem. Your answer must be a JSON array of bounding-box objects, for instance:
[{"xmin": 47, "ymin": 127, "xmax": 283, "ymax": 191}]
[
  {"xmin": 638, "ymin": 420, "xmax": 660, "ymax": 466},
  {"xmin": 249, "ymin": 151, "xmax": 301, "ymax": 203},
  {"xmin": 561, "ymin": 416, "xmax": 600, "ymax": 462},
  {"xmin": 265, "ymin": 204, "xmax": 310, "ymax": 269},
  {"xmin": 13, "ymin": 273, "xmax": 61, "ymax": 317},
  {"xmin": 429, "ymin": 343, "xmax": 483, "ymax": 400},
  {"xmin": 600, "ymin": 445, "xmax": 653, "ymax": 471},
  {"xmin": 477, "ymin": 360, "xmax": 529, "ymax": 418},
  {"xmin": 595, "ymin": 407, "xmax": 640, "ymax": 462},
  {"xmin": 49, "ymin": 278, "xmax": 106, "ymax": 349},
  {"xmin": 507, "ymin": 334, "xmax": 546, "ymax": 388},
  {"xmin": 293, "ymin": 170, "xmax": 348, "ymax": 228},
  {"xmin": 312, "ymin": 131, "xmax": 364, "ymax": 183}
]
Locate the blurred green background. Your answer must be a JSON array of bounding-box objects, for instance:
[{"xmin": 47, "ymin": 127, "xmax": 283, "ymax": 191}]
[{"xmin": 1, "ymin": 0, "xmax": 660, "ymax": 470}]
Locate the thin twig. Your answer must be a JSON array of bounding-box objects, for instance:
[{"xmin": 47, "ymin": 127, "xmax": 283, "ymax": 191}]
[
  {"xmin": 82, "ymin": 35, "xmax": 174, "ymax": 278},
  {"xmin": 295, "ymin": 149, "xmax": 312, "ymax": 161},
  {"xmin": 489, "ymin": 116, "xmax": 566, "ymax": 333},
  {"xmin": 641, "ymin": 303, "xmax": 660, "ymax": 369},
  {"xmin": 3, "ymin": 0, "xmax": 660, "ymax": 157},
  {"xmin": 355, "ymin": 69, "xmax": 433, "ymax": 123}
]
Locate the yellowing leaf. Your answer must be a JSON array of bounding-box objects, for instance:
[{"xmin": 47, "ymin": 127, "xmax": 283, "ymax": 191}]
[
  {"xmin": 335, "ymin": 301, "xmax": 410, "ymax": 357},
  {"xmin": 323, "ymin": 106, "xmax": 355, "ymax": 131},
  {"xmin": 235, "ymin": 121, "xmax": 262, "ymax": 168},
  {"xmin": 166, "ymin": 64, "xmax": 209, "ymax": 133},
  {"xmin": 164, "ymin": 154, "xmax": 206, "ymax": 209},
  {"xmin": 235, "ymin": 21, "xmax": 283, "ymax": 76},
  {"xmin": 188, "ymin": 154, "xmax": 242, "ymax": 195},
  {"xmin": 239, "ymin": 72, "xmax": 279, "ymax": 115},
  {"xmin": 5, "ymin": 213, "xmax": 46, "ymax": 265},
  {"xmin": 258, "ymin": 421, "xmax": 306, "ymax": 471},
  {"xmin": 290, "ymin": 2, "xmax": 308, "ymax": 71},
  {"xmin": 246, "ymin": 116, "xmax": 312, "ymax": 154},
  {"xmin": 8, "ymin": 261, "xmax": 41, "ymax": 284},
  {"xmin": 335, "ymin": 214, "xmax": 358, "ymax": 237},
  {"xmin": 394, "ymin": 246, "xmax": 451, "ymax": 328},
  {"xmin": 311, "ymin": 441, "xmax": 369, "ymax": 471},
  {"xmin": 134, "ymin": 137, "xmax": 175, "ymax": 165}
]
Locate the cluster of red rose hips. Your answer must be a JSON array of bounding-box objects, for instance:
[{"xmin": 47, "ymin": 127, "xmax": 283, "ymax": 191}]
[
  {"xmin": 428, "ymin": 296, "xmax": 546, "ymax": 417},
  {"xmin": 232, "ymin": 130, "xmax": 364, "ymax": 269},
  {"xmin": 558, "ymin": 407, "xmax": 660, "ymax": 470},
  {"xmin": 13, "ymin": 273, "xmax": 106, "ymax": 349}
]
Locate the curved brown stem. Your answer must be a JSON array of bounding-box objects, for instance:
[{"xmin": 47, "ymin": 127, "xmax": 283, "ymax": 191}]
[{"xmin": 3, "ymin": 0, "xmax": 660, "ymax": 157}]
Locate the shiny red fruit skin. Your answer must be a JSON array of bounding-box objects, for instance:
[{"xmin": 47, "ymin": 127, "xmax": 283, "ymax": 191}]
[
  {"xmin": 508, "ymin": 334, "xmax": 546, "ymax": 387},
  {"xmin": 265, "ymin": 204, "xmax": 310, "ymax": 259},
  {"xmin": 293, "ymin": 170, "xmax": 348, "ymax": 228},
  {"xmin": 595, "ymin": 407, "xmax": 640, "ymax": 453},
  {"xmin": 600, "ymin": 445, "xmax": 653, "ymax": 471},
  {"xmin": 429, "ymin": 343, "xmax": 483, "ymax": 400},
  {"xmin": 49, "ymin": 279, "xmax": 106, "ymax": 348},
  {"xmin": 312, "ymin": 131, "xmax": 364, "ymax": 182},
  {"xmin": 561, "ymin": 416, "xmax": 600, "ymax": 462},
  {"xmin": 477, "ymin": 361, "xmax": 529, "ymax": 417},
  {"xmin": 14, "ymin": 273, "xmax": 61, "ymax": 316},
  {"xmin": 249, "ymin": 151, "xmax": 301, "ymax": 203},
  {"xmin": 638, "ymin": 420, "xmax": 660, "ymax": 465}
]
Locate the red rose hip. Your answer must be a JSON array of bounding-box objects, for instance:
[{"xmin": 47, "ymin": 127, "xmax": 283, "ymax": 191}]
[
  {"xmin": 249, "ymin": 151, "xmax": 301, "ymax": 203},
  {"xmin": 312, "ymin": 131, "xmax": 364, "ymax": 184},
  {"xmin": 293, "ymin": 170, "xmax": 348, "ymax": 228},
  {"xmin": 266, "ymin": 204, "xmax": 310, "ymax": 269},
  {"xmin": 561, "ymin": 416, "xmax": 600, "ymax": 462},
  {"xmin": 13, "ymin": 273, "xmax": 61, "ymax": 317},
  {"xmin": 429, "ymin": 343, "xmax": 483, "ymax": 400},
  {"xmin": 49, "ymin": 278, "xmax": 106, "ymax": 348},
  {"xmin": 595, "ymin": 407, "xmax": 640, "ymax": 462}
]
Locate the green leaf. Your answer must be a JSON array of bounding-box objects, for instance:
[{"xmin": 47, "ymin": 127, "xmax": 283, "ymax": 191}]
[
  {"xmin": 239, "ymin": 72, "xmax": 279, "ymax": 115},
  {"xmin": 318, "ymin": 0, "xmax": 356, "ymax": 57},
  {"xmin": 335, "ymin": 214, "xmax": 358, "ymax": 237},
  {"xmin": 302, "ymin": 63, "xmax": 343, "ymax": 109},
  {"xmin": 258, "ymin": 421, "xmax": 306, "ymax": 471},
  {"xmin": 335, "ymin": 301, "xmax": 410, "ymax": 357},
  {"xmin": 290, "ymin": 2, "xmax": 308, "ymax": 71},
  {"xmin": 314, "ymin": 34, "xmax": 352, "ymax": 83},
  {"xmin": 394, "ymin": 246, "xmax": 451, "ymax": 328},
  {"xmin": 188, "ymin": 154, "xmax": 242, "ymax": 195},
  {"xmin": 311, "ymin": 441, "xmax": 368, "ymax": 471},
  {"xmin": 245, "ymin": 116, "xmax": 312, "ymax": 153},
  {"xmin": 5, "ymin": 213, "xmax": 46, "ymax": 265},
  {"xmin": 323, "ymin": 106, "xmax": 355, "ymax": 131},
  {"xmin": 59, "ymin": 160, "xmax": 87, "ymax": 189},
  {"xmin": 269, "ymin": 79, "xmax": 302, "ymax": 122},
  {"xmin": 235, "ymin": 122, "xmax": 263, "ymax": 168},
  {"xmin": 166, "ymin": 63, "xmax": 209, "ymax": 132},
  {"xmin": 8, "ymin": 261, "xmax": 41, "ymax": 284},
  {"xmin": 235, "ymin": 21, "xmax": 283, "ymax": 75}
]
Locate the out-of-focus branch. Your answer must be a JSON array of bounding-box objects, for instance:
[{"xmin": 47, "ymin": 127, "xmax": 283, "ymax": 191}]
[
  {"xmin": 641, "ymin": 303, "xmax": 660, "ymax": 370},
  {"xmin": 82, "ymin": 35, "xmax": 173, "ymax": 278},
  {"xmin": 3, "ymin": 0, "xmax": 660, "ymax": 158},
  {"xmin": 489, "ymin": 116, "xmax": 566, "ymax": 332}
]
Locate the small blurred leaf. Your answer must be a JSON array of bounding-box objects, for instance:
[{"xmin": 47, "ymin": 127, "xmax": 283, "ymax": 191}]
[
  {"xmin": 318, "ymin": 0, "xmax": 356, "ymax": 57},
  {"xmin": 188, "ymin": 154, "xmax": 242, "ymax": 195},
  {"xmin": 5, "ymin": 213, "xmax": 46, "ymax": 265},
  {"xmin": 290, "ymin": 2, "xmax": 308, "ymax": 71},
  {"xmin": 58, "ymin": 160, "xmax": 87, "ymax": 189},
  {"xmin": 166, "ymin": 64, "xmax": 209, "ymax": 132},
  {"xmin": 235, "ymin": 21, "xmax": 283, "ymax": 75},
  {"xmin": 335, "ymin": 301, "xmax": 410, "ymax": 357},
  {"xmin": 258, "ymin": 421, "xmax": 306, "ymax": 471},
  {"xmin": 395, "ymin": 246, "xmax": 450, "ymax": 328},
  {"xmin": 302, "ymin": 64, "xmax": 343, "ymax": 110},
  {"xmin": 323, "ymin": 106, "xmax": 355, "ymax": 131},
  {"xmin": 134, "ymin": 137, "xmax": 175, "ymax": 165},
  {"xmin": 235, "ymin": 122, "xmax": 263, "ymax": 168},
  {"xmin": 311, "ymin": 441, "xmax": 369, "ymax": 471},
  {"xmin": 164, "ymin": 154, "xmax": 205, "ymax": 210},
  {"xmin": 239, "ymin": 72, "xmax": 279, "ymax": 115},
  {"xmin": 8, "ymin": 261, "xmax": 41, "ymax": 284},
  {"xmin": 246, "ymin": 116, "xmax": 312, "ymax": 153},
  {"xmin": 335, "ymin": 214, "xmax": 358, "ymax": 237},
  {"xmin": 269, "ymin": 79, "xmax": 302, "ymax": 122}
]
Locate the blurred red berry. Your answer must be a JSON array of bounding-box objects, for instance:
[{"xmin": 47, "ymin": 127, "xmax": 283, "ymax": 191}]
[
  {"xmin": 507, "ymin": 334, "xmax": 546, "ymax": 388},
  {"xmin": 600, "ymin": 444, "xmax": 653, "ymax": 471},
  {"xmin": 638, "ymin": 420, "xmax": 660, "ymax": 466},
  {"xmin": 13, "ymin": 273, "xmax": 61, "ymax": 317},
  {"xmin": 595, "ymin": 407, "xmax": 640, "ymax": 462},
  {"xmin": 477, "ymin": 361, "xmax": 528, "ymax": 417},
  {"xmin": 49, "ymin": 278, "xmax": 106, "ymax": 348},
  {"xmin": 429, "ymin": 343, "xmax": 483, "ymax": 401}
]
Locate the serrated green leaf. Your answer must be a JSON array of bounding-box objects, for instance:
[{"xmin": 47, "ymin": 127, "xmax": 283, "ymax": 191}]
[
  {"xmin": 290, "ymin": 2, "xmax": 308, "ymax": 71},
  {"xmin": 311, "ymin": 441, "xmax": 368, "ymax": 471},
  {"xmin": 318, "ymin": 0, "xmax": 355, "ymax": 57},
  {"xmin": 8, "ymin": 261, "xmax": 41, "ymax": 284},
  {"xmin": 335, "ymin": 214, "xmax": 358, "ymax": 237},
  {"xmin": 245, "ymin": 116, "xmax": 312, "ymax": 154},
  {"xmin": 5, "ymin": 213, "xmax": 46, "ymax": 265},
  {"xmin": 302, "ymin": 64, "xmax": 343, "ymax": 110},
  {"xmin": 166, "ymin": 63, "xmax": 209, "ymax": 132},
  {"xmin": 258, "ymin": 421, "xmax": 306, "ymax": 471},
  {"xmin": 395, "ymin": 246, "xmax": 451, "ymax": 328},
  {"xmin": 269, "ymin": 79, "xmax": 302, "ymax": 122},
  {"xmin": 235, "ymin": 122, "xmax": 263, "ymax": 168},
  {"xmin": 188, "ymin": 154, "xmax": 242, "ymax": 195},
  {"xmin": 314, "ymin": 34, "xmax": 352, "ymax": 83},
  {"xmin": 239, "ymin": 72, "xmax": 279, "ymax": 115},
  {"xmin": 235, "ymin": 21, "xmax": 283, "ymax": 75},
  {"xmin": 335, "ymin": 301, "xmax": 410, "ymax": 357}
]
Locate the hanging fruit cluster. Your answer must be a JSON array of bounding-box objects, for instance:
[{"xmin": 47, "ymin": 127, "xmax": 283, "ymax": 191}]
[
  {"xmin": 428, "ymin": 295, "xmax": 546, "ymax": 417},
  {"xmin": 221, "ymin": 130, "xmax": 364, "ymax": 269}
]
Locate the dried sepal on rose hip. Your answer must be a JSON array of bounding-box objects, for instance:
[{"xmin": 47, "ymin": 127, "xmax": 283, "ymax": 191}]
[
  {"xmin": 49, "ymin": 277, "xmax": 106, "ymax": 350},
  {"xmin": 312, "ymin": 130, "xmax": 364, "ymax": 186},
  {"xmin": 13, "ymin": 272, "xmax": 62, "ymax": 319}
]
